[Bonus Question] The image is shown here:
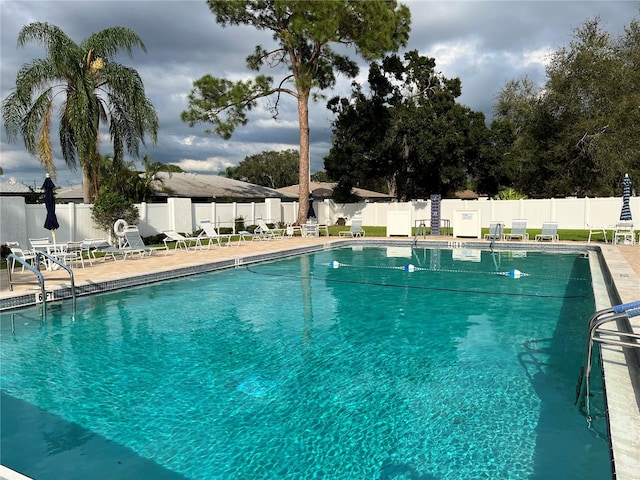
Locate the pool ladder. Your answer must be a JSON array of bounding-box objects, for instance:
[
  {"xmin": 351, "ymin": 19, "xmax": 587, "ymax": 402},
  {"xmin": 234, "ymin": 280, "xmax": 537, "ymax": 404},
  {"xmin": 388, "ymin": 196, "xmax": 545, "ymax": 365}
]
[
  {"xmin": 575, "ymin": 300, "xmax": 640, "ymax": 417},
  {"xmin": 6, "ymin": 252, "xmax": 76, "ymax": 315},
  {"xmin": 488, "ymin": 224, "xmax": 503, "ymax": 252},
  {"xmin": 413, "ymin": 222, "xmax": 428, "ymax": 246}
]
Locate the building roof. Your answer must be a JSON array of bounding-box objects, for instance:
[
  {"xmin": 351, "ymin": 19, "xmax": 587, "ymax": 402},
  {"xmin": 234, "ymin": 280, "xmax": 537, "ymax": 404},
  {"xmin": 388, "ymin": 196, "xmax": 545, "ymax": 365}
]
[
  {"xmin": 277, "ymin": 182, "xmax": 393, "ymax": 201},
  {"xmin": 0, "ymin": 180, "xmax": 38, "ymax": 196},
  {"xmin": 150, "ymin": 172, "xmax": 296, "ymax": 200},
  {"xmin": 56, "ymin": 172, "xmax": 297, "ymax": 202},
  {"xmin": 0, "ymin": 179, "xmax": 42, "ymax": 198},
  {"xmin": 454, "ymin": 189, "xmax": 480, "ymax": 200}
]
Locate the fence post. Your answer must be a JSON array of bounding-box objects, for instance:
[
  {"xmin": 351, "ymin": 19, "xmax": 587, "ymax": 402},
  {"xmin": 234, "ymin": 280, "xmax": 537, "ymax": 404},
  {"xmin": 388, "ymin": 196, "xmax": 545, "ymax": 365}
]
[
  {"xmin": 167, "ymin": 197, "xmax": 193, "ymax": 234},
  {"xmin": 264, "ymin": 198, "xmax": 282, "ymax": 223},
  {"xmin": 69, "ymin": 202, "xmax": 77, "ymax": 241},
  {"xmin": 231, "ymin": 202, "xmax": 238, "ymax": 232}
]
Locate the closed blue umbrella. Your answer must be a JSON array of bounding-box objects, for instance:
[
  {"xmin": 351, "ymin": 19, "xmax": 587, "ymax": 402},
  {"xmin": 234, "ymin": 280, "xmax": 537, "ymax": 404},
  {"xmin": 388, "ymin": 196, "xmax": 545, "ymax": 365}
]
[
  {"xmin": 307, "ymin": 194, "xmax": 316, "ymax": 220},
  {"xmin": 620, "ymin": 173, "xmax": 632, "ymax": 221},
  {"xmin": 42, "ymin": 174, "xmax": 59, "ymax": 241}
]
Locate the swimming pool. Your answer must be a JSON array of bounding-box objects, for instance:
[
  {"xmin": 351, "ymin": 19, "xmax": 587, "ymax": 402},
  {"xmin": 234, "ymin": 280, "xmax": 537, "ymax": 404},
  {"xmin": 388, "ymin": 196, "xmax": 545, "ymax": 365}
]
[{"xmin": 0, "ymin": 246, "xmax": 611, "ymax": 479}]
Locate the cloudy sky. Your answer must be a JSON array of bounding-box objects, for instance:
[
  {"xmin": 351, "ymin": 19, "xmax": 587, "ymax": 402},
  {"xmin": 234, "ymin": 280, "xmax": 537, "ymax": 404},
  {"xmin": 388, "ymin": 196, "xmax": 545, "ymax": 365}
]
[{"xmin": 1, "ymin": 1, "xmax": 638, "ymax": 188}]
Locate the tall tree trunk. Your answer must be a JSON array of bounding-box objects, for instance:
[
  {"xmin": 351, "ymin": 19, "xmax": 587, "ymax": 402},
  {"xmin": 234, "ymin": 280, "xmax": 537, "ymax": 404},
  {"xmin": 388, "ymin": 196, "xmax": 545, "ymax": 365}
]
[
  {"xmin": 81, "ymin": 132, "xmax": 101, "ymax": 203},
  {"xmin": 386, "ymin": 176, "xmax": 397, "ymax": 199},
  {"xmin": 297, "ymin": 92, "xmax": 310, "ymax": 225},
  {"xmin": 82, "ymin": 169, "xmax": 92, "ymax": 204},
  {"xmin": 81, "ymin": 154, "xmax": 100, "ymax": 203}
]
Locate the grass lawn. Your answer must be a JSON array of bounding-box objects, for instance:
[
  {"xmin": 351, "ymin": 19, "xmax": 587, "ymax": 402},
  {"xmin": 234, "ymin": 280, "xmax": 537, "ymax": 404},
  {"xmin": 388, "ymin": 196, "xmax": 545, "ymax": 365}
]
[{"xmin": 326, "ymin": 225, "xmax": 599, "ymax": 242}]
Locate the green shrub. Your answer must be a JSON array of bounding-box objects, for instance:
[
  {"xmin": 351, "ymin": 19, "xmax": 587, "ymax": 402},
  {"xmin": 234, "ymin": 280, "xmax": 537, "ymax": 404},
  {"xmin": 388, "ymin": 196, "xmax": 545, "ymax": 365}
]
[{"xmin": 91, "ymin": 189, "xmax": 139, "ymax": 235}]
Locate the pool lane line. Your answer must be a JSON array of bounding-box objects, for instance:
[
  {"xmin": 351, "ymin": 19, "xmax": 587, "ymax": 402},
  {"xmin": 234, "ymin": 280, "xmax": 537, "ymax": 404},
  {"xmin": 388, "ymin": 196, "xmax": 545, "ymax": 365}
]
[{"xmin": 244, "ymin": 266, "xmax": 589, "ymax": 299}]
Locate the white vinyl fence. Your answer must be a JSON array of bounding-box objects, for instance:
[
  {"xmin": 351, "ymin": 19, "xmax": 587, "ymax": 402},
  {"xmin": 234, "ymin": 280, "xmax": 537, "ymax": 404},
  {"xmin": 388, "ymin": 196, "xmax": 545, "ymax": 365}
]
[{"xmin": 1, "ymin": 195, "xmax": 637, "ymax": 247}]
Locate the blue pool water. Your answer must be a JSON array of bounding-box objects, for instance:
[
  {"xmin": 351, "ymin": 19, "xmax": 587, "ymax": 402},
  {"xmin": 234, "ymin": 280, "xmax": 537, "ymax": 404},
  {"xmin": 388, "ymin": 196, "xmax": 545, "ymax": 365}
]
[{"xmin": 1, "ymin": 247, "xmax": 610, "ymax": 479}]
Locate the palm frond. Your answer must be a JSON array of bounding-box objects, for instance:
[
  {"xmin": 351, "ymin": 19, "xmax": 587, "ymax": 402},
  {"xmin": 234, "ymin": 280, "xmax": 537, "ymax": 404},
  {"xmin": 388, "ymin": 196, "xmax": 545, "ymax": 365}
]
[{"xmin": 83, "ymin": 27, "xmax": 147, "ymax": 59}]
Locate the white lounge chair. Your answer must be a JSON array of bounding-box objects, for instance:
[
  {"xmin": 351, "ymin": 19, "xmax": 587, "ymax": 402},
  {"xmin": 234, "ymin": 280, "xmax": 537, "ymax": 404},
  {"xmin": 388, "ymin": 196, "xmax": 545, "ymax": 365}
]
[
  {"xmin": 484, "ymin": 221, "xmax": 504, "ymax": 241},
  {"xmin": 198, "ymin": 219, "xmax": 236, "ymax": 248},
  {"xmin": 253, "ymin": 219, "xmax": 285, "ymax": 241},
  {"xmin": 504, "ymin": 219, "xmax": 529, "ymax": 241},
  {"xmin": 535, "ymin": 222, "xmax": 559, "ymax": 242},
  {"xmin": 162, "ymin": 230, "xmax": 199, "ymax": 252},
  {"xmin": 238, "ymin": 230, "xmax": 254, "ymax": 241},
  {"xmin": 81, "ymin": 238, "xmax": 126, "ymax": 263},
  {"xmin": 122, "ymin": 226, "xmax": 164, "ymax": 257},
  {"xmin": 339, "ymin": 217, "xmax": 365, "ymax": 237}
]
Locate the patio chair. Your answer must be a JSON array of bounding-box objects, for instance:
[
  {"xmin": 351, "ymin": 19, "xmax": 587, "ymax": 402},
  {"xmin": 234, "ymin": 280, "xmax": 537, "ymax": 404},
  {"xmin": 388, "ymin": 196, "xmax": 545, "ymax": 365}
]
[
  {"xmin": 586, "ymin": 223, "xmax": 608, "ymax": 243},
  {"xmin": 122, "ymin": 226, "xmax": 165, "ymax": 258},
  {"xmin": 28, "ymin": 237, "xmax": 69, "ymax": 270},
  {"xmin": 162, "ymin": 230, "xmax": 199, "ymax": 252},
  {"xmin": 284, "ymin": 223, "xmax": 298, "ymax": 238},
  {"xmin": 338, "ymin": 217, "xmax": 365, "ymax": 237},
  {"xmin": 62, "ymin": 241, "xmax": 86, "ymax": 268},
  {"xmin": 484, "ymin": 221, "xmax": 504, "ymax": 241},
  {"xmin": 197, "ymin": 219, "xmax": 236, "ymax": 248},
  {"xmin": 6, "ymin": 241, "xmax": 37, "ymax": 273},
  {"xmin": 504, "ymin": 219, "xmax": 529, "ymax": 241},
  {"xmin": 301, "ymin": 218, "xmax": 319, "ymax": 237},
  {"xmin": 535, "ymin": 222, "xmax": 559, "ymax": 242},
  {"xmin": 613, "ymin": 222, "xmax": 635, "ymax": 245},
  {"xmin": 253, "ymin": 219, "xmax": 285, "ymax": 241},
  {"xmin": 29, "ymin": 238, "xmax": 51, "ymax": 251}
]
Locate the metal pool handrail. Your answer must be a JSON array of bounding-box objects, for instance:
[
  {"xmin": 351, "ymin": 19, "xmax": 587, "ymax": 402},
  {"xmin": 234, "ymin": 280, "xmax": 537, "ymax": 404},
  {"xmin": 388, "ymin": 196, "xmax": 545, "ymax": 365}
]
[
  {"xmin": 6, "ymin": 252, "xmax": 45, "ymax": 296},
  {"xmin": 575, "ymin": 300, "xmax": 640, "ymax": 417},
  {"xmin": 6, "ymin": 252, "xmax": 76, "ymax": 315}
]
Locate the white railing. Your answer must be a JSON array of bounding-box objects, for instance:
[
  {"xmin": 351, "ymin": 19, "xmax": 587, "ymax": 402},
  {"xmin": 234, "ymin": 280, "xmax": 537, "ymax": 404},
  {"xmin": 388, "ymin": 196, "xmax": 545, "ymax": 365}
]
[{"xmin": 1, "ymin": 195, "xmax": 637, "ymax": 247}]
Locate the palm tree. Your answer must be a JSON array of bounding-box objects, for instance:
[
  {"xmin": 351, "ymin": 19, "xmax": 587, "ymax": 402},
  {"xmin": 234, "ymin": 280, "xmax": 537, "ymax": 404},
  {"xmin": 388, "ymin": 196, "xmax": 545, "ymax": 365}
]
[
  {"xmin": 2, "ymin": 22, "xmax": 158, "ymax": 202},
  {"xmin": 98, "ymin": 152, "xmax": 173, "ymax": 203},
  {"xmin": 135, "ymin": 153, "xmax": 169, "ymax": 202}
]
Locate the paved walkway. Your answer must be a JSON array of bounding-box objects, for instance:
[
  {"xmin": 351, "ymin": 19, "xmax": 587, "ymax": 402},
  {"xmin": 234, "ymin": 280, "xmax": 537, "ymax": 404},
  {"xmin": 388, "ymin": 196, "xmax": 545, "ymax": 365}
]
[
  {"xmin": 1, "ymin": 236, "xmax": 335, "ymax": 300},
  {"xmin": 616, "ymin": 244, "xmax": 640, "ymax": 277}
]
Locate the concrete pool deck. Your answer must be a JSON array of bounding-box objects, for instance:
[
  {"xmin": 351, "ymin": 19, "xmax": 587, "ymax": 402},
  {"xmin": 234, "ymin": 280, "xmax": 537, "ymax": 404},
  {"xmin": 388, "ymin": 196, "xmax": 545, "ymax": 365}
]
[{"xmin": 0, "ymin": 236, "xmax": 638, "ymax": 480}]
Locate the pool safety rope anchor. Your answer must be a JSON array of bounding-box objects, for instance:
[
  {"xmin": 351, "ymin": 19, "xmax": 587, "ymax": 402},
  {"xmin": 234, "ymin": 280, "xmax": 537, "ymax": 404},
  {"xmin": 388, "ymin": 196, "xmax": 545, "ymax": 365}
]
[
  {"xmin": 497, "ymin": 269, "xmax": 527, "ymax": 279},
  {"xmin": 508, "ymin": 268, "xmax": 524, "ymax": 279}
]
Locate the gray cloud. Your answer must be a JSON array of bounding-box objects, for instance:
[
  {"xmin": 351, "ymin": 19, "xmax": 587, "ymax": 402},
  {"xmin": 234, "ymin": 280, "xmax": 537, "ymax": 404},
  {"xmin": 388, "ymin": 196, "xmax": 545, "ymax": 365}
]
[{"xmin": 1, "ymin": 0, "xmax": 637, "ymax": 187}]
